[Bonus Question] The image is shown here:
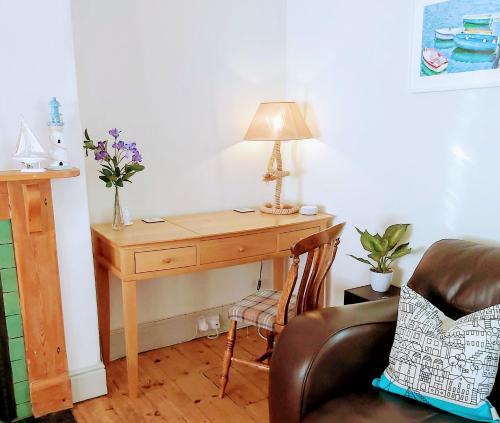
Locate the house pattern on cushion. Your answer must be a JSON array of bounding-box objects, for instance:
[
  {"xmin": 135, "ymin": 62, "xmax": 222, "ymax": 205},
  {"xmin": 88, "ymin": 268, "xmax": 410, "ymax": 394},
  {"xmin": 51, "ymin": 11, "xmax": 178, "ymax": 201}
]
[{"xmin": 385, "ymin": 286, "xmax": 500, "ymax": 407}]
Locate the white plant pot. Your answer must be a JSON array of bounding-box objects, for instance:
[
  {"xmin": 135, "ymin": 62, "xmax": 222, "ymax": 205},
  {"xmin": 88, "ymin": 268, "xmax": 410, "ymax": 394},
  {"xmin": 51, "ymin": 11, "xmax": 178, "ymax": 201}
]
[{"xmin": 370, "ymin": 271, "xmax": 393, "ymax": 293}]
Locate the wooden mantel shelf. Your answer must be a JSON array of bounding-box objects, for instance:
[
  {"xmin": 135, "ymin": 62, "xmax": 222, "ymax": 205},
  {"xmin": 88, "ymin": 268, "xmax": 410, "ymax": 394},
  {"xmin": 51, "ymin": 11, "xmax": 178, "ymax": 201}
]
[{"xmin": 0, "ymin": 168, "xmax": 80, "ymax": 182}]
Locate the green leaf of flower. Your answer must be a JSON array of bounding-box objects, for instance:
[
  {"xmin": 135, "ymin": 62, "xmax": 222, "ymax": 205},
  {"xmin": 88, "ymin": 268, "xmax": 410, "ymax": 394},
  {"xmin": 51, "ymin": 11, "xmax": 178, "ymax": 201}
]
[
  {"xmin": 383, "ymin": 224, "xmax": 410, "ymax": 249},
  {"xmin": 83, "ymin": 141, "xmax": 96, "ymax": 150},
  {"xmin": 369, "ymin": 252, "xmax": 382, "ymax": 262},
  {"xmin": 361, "ymin": 231, "xmax": 386, "ymax": 253},
  {"xmin": 129, "ymin": 164, "xmax": 145, "ymax": 172},
  {"xmin": 122, "ymin": 172, "xmax": 135, "ymax": 181},
  {"xmin": 348, "ymin": 255, "xmax": 373, "ymax": 266},
  {"xmin": 359, "ymin": 230, "xmax": 376, "ymax": 252},
  {"xmin": 390, "ymin": 243, "xmax": 412, "ymax": 260},
  {"xmin": 374, "ymin": 234, "xmax": 389, "ymax": 253}
]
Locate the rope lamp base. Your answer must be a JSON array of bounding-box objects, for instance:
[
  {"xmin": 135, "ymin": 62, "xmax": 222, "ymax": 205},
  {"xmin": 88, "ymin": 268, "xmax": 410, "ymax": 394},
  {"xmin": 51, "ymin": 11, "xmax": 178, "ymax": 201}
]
[
  {"xmin": 261, "ymin": 203, "xmax": 299, "ymax": 215},
  {"xmin": 261, "ymin": 141, "xmax": 300, "ymax": 215}
]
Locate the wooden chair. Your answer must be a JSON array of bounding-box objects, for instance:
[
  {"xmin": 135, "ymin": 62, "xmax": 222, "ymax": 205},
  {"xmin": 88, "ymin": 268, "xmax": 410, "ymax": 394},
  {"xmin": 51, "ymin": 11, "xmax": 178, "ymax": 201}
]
[{"xmin": 219, "ymin": 222, "xmax": 346, "ymax": 398}]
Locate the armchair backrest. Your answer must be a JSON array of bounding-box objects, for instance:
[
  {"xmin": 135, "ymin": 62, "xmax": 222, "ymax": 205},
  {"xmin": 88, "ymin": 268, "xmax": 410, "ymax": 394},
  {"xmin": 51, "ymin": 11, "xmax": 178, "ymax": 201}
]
[
  {"xmin": 408, "ymin": 239, "xmax": 500, "ymax": 318},
  {"xmin": 407, "ymin": 239, "xmax": 500, "ymax": 407},
  {"xmin": 275, "ymin": 223, "xmax": 345, "ymax": 330}
]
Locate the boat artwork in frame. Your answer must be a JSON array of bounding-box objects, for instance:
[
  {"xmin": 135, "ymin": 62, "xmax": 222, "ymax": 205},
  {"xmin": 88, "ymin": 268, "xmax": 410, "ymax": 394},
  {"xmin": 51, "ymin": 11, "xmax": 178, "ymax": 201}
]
[{"xmin": 410, "ymin": 0, "xmax": 500, "ymax": 92}]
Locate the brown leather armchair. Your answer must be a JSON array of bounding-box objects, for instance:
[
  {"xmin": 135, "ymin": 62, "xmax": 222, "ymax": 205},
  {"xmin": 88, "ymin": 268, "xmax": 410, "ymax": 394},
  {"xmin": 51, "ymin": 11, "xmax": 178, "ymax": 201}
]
[{"xmin": 269, "ymin": 239, "xmax": 500, "ymax": 423}]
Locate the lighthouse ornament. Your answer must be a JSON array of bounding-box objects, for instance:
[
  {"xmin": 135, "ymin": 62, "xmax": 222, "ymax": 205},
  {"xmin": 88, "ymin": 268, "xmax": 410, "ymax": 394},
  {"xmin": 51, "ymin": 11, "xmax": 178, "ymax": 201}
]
[{"xmin": 47, "ymin": 97, "xmax": 71, "ymax": 170}]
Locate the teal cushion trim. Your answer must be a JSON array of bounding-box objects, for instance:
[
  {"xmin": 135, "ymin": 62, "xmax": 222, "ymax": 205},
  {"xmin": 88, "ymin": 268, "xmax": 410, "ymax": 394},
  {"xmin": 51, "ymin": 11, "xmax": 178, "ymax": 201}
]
[{"xmin": 373, "ymin": 373, "xmax": 499, "ymax": 422}]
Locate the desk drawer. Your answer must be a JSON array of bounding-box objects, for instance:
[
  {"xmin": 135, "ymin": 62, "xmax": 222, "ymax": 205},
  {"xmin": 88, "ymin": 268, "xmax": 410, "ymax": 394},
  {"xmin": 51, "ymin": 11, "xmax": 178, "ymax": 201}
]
[
  {"xmin": 135, "ymin": 246, "xmax": 197, "ymax": 273},
  {"xmin": 278, "ymin": 226, "xmax": 320, "ymax": 252},
  {"xmin": 200, "ymin": 233, "xmax": 276, "ymax": 264}
]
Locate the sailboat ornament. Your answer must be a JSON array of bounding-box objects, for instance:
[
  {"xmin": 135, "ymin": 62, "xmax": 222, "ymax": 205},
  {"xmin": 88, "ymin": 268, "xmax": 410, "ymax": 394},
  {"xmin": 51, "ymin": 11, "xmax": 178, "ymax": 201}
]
[{"xmin": 12, "ymin": 119, "xmax": 47, "ymax": 172}]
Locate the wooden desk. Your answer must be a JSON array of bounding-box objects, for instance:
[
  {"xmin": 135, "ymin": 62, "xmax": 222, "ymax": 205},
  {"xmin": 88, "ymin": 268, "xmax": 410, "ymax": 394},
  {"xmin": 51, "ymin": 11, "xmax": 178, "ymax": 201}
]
[{"xmin": 92, "ymin": 210, "xmax": 331, "ymax": 397}]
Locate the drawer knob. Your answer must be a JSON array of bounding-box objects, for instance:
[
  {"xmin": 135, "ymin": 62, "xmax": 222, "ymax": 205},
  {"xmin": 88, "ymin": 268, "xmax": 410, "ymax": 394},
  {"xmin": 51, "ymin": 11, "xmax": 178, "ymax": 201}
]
[
  {"xmin": 162, "ymin": 258, "xmax": 172, "ymax": 264},
  {"xmin": 238, "ymin": 247, "xmax": 245, "ymax": 253}
]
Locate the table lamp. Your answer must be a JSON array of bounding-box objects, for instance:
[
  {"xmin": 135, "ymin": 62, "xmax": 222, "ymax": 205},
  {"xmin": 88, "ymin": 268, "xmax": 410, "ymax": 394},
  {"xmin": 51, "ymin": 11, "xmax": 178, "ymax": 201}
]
[{"xmin": 244, "ymin": 102, "xmax": 312, "ymax": 215}]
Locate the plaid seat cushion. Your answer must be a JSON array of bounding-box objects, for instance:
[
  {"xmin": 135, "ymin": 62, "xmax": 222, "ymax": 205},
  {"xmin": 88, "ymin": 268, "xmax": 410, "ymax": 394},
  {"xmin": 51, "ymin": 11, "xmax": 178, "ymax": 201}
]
[{"xmin": 228, "ymin": 289, "xmax": 297, "ymax": 332}]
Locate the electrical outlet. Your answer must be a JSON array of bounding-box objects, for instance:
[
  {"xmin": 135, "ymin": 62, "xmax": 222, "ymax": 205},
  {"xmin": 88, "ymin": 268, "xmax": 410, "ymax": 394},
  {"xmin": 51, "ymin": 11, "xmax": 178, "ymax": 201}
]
[
  {"xmin": 207, "ymin": 314, "xmax": 220, "ymax": 330},
  {"xmin": 198, "ymin": 316, "xmax": 209, "ymax": 332}
]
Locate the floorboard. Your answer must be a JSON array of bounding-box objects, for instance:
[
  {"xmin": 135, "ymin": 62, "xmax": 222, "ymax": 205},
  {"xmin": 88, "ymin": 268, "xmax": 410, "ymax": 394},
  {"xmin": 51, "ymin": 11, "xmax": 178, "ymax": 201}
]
[{"xmin": 74, "ymin": 328, "xmax": 270, "ymax": 423}]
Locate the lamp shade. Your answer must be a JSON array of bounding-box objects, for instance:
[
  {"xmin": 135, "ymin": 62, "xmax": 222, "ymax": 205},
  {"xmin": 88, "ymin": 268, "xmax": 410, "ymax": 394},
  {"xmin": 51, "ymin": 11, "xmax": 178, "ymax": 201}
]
[{"xmin": 244, "ymin": 102, "xmax": 312, "ymax": 141}]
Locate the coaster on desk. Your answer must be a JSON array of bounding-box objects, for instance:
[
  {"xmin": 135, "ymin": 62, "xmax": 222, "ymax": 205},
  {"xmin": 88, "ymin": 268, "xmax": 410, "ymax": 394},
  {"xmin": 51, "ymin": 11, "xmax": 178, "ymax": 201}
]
[
  {"xmin": 141, "ymin": 218, "xmax": 165, "ymax": 223},
  {"xmin": 234, "ymin": 208, "xmax": 256, "ymax": 213}
]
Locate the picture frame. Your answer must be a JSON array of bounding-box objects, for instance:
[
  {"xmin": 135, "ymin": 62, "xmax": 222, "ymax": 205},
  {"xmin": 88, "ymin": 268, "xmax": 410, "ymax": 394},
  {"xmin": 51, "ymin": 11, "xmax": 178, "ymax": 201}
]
[{"xmin": 410, "ymin": 0, "xmax": 500, "ymax": 92}]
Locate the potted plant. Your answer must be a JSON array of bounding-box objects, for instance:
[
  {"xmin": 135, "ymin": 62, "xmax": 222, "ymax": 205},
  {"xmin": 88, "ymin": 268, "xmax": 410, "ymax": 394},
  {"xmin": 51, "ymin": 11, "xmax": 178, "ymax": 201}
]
[
  {"xmin": 83, "ymin": 128, "xmax": 145, "ymax": 231},
  {"xmin": 349, "ymin": 224, "xmax": 411, "ymax": 292}
]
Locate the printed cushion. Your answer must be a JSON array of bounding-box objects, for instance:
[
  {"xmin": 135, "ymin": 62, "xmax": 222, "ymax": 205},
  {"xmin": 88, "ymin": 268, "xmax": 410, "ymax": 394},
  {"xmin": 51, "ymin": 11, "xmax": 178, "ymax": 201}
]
[
  {"xmin": 228, "ymin": 289, "xmax": 296, "ymax": 332},
  {"xmin": 373, "ymin": 285, "xmax": 500, "ymax": 422}
]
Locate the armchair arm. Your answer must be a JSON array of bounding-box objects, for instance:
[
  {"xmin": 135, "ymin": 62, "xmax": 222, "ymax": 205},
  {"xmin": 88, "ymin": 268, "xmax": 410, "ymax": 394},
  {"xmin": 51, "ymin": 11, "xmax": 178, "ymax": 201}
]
[{"xmin": 269, "ymin": 297, "xmax": 399, "ymax": 423}]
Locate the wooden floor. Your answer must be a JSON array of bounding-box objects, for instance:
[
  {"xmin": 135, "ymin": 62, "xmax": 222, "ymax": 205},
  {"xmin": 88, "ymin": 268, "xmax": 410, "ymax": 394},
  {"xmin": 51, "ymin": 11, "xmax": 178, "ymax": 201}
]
[{"xmin": 73, "ymin": 328, "xmax": 270, "ymax": 423}]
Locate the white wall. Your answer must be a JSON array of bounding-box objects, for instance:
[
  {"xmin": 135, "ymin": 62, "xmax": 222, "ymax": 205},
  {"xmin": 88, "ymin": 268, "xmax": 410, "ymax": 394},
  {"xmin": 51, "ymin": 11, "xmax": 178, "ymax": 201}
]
[
  {"xmin": 0, "ymin": 0, "xmax": 105, "ymax": 401},
  {"xmin": 11, "ymin": 0, "xmax": 498, "ymax": 405},
  {"xmin": 71, "ymin": 0, "xmax": 287, "ymax": 330},
  {"xmin": 5, "ymin": 0, "xmax": 496, "ymax": 404},
  {"xmin": 286, "ymin": 0, "xmax": 500, "ymax": 304}
]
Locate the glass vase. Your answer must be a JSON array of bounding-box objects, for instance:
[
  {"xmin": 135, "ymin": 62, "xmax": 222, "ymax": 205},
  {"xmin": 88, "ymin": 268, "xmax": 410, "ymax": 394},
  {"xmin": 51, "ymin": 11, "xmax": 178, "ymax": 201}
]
[{"xmin": 112, "ymin": 186, "xmax": 125, "ymax": 231}]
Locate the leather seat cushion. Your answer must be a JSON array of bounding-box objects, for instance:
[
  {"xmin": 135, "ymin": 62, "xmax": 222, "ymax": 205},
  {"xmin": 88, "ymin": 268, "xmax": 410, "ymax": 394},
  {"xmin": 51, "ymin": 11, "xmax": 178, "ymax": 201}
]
[{"xmin": 302, "ymin": 390, "xmax": 473, "ymax": 423}]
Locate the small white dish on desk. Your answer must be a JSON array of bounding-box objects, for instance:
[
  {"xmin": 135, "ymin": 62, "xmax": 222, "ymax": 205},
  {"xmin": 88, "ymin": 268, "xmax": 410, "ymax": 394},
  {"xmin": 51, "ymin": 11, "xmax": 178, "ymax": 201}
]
[{"xmin": 300, "ymin": 205, "xmax": 318, "ymax": 216}]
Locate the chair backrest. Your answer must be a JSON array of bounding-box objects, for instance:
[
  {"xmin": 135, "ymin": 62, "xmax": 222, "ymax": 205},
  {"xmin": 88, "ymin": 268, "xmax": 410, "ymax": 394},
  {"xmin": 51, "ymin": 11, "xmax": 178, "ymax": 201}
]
[{"xmin": 275, "ymin": 223, "xmax": 345, "ymax": 330}]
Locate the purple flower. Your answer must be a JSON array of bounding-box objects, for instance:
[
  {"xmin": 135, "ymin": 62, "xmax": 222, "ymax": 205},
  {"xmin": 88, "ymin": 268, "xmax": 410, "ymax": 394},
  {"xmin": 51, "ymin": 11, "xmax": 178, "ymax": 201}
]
[
  {"xmin": 125, "ymin": 142, "xmax": 136, "ymax": 151},
  {"xmin": 94, "ymin": 150, "xmax": 109, "ymax": 161},
  {"xmin": 109, "ymin": 128, "xmax": 121, "ymax": 139},
  {"xmin": 112, "ymin": 140, "xmax": 125, "ymax": 150},
  {"xmin": 97, "ymin": 141, "xmax": 106, "ymax": 150},
  {"xmin": 132, "ymin": 150, "xmax": 142, "ymax": 162}
]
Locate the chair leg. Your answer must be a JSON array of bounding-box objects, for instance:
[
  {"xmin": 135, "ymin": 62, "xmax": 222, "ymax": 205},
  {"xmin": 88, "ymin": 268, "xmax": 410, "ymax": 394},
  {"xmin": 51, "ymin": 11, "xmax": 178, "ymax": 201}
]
[
  {"xmin": 267, "ymin": 331, "xmax": 276, "ymax": 364},
  {"xmin": 255, "ymin": 330, "xmax": 275, "ymax": 363},
  {"xmin": 266, "ymin": 331, "xmax": 275, "ymax": 352},
  {"xmin": 219, "ymin": 320, "xmax": 237, "ymax": 399}
]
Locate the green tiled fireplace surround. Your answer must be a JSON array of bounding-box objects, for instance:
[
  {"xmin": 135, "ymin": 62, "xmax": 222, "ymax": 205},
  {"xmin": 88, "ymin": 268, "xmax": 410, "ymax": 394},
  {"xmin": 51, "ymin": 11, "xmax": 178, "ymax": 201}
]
[{"xmin": 0, "ymin": 219, "xmax": 31, "ymax": 421}]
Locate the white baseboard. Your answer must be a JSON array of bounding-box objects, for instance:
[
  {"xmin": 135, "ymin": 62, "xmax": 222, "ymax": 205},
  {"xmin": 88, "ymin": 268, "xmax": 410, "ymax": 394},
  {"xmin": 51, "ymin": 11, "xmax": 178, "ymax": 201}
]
[
  {"xmin": 110, "ymin": 303, "xmax": 241, "ymax": 361},
  {"xmin": 70, "ymin": 363, "xmax": 107, "ymax": 403}
]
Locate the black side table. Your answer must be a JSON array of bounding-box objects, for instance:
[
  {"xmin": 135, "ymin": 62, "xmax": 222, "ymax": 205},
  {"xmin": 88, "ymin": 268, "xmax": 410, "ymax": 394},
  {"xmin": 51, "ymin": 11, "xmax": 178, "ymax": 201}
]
[{"xmin": 344, "ymin": 284, "xmax": 400, "ymax": 305}]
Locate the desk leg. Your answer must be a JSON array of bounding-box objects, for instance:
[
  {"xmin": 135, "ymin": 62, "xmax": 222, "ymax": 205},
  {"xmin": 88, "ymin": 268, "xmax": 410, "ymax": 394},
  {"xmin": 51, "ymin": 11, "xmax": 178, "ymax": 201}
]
[
  {"xmin": 122, "ymin": 280, "xmax": 139, "ymax": 398},
  {"xmin": 95, "ymin": 264, "xmax": 110, "ymax": 365},
  {"xmin": 273, "ymin": 257, "xmax": 286, "ymax": 291}
]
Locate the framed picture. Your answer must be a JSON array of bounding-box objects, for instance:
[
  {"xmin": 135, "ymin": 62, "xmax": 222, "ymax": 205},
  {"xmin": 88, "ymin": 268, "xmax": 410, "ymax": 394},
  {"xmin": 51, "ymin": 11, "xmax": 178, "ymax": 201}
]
[{"xmin": 410, "ymin": 0, "xmax": 500, "ymax": 92}]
